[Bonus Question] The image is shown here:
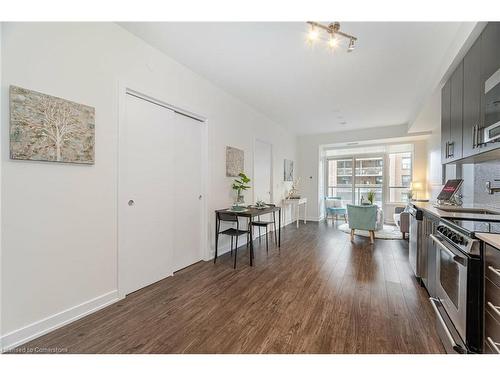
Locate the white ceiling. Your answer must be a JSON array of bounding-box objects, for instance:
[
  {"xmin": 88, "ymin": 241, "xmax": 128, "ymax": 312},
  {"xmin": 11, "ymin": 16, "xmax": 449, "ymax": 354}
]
[{"xmin": 120, "ymin": 22, "xmax": 466, "ymax": 135}]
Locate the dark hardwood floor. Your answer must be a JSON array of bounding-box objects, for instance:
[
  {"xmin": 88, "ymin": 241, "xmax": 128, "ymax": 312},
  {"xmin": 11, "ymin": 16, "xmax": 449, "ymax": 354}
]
[{"xmin": 14, "ymin": 221, "xmax": 445, "ymax": 354}]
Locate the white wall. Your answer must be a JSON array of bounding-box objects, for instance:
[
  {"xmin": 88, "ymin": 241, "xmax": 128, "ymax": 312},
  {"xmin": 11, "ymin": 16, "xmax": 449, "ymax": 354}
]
[
  {"xmin": 0, "ymin": 22, "xmax": 297, "ymax": 349},
  {"xmin": 0, "ymin": 21, "xmax": 3, "ymax": 350},
  {"xmin": 297, "ymin": 124, "xmax": 429, "ymax": 221}
]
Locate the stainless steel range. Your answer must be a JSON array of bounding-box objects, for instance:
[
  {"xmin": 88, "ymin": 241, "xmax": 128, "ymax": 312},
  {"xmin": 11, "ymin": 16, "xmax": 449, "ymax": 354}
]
[{"xmin": 429, "ymin": 218, "xmax": 483, "ymax": 354}]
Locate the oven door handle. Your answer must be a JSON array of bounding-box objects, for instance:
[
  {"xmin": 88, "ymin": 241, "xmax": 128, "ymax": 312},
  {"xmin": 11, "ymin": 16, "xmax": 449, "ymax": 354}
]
[
  {"xmin": 430, "ymin": 234, "xmax": 467, "ymax": 266},
  {"xmin": 429, "ymin": 297, "xmax": 467, "ymax": 354}
]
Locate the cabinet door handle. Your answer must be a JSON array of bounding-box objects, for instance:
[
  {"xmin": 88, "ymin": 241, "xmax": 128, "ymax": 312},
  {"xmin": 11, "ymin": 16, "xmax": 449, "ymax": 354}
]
[
  {"xmin": 448, "ymin": 141, "xmax": 454, "ymax": 157},
  {"xmin": 486, "ymin": 337, "xmax": 500, "ymax": 354},
  {"xmin": 445, "ymin": 142, "xmax": 449, "ymax": 158}
]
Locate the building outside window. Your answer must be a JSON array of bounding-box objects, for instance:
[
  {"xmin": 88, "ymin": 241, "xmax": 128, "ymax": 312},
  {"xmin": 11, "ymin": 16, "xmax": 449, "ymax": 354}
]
[
  {"xmin": 326, "ymin": 146, "xmax": 413, "ymax": 207},
  {"xmin": 388, "ymin": 152, "xmax": 412, "ymax": 203}
]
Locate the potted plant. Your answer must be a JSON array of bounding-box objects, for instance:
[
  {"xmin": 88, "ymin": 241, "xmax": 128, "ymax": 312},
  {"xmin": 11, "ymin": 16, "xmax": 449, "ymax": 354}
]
[
  {"xmin": 367, "ymin": 190, "xmax": 376, "ymax": 205},
  {"xmin": 232, "ymin": 172, "xmax": 251, "ymax": 206}
]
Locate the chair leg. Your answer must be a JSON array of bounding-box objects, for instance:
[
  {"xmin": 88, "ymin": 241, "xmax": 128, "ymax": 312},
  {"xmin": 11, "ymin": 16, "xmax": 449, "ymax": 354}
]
[
  {"xmin": 230, "ymin": 236, "xmax": 233, "ymax": 256},
  {"xmin": 369, "ymin": 230, "xmax": 375, "ymax": 244},
  {"xmin": 247, "ymin": 232, "xmax": 250, "ymax": 248},
  {"xmin": 233, "ymin": 247, "xmax": 238, "ymax": 269},
  {"xmin": 350, "ymin": 229, "xmax": 355, "ymax": 241},
  {"xmin": 235, "ymin": 234, "xmax": 239, "ymax": 254},
  {"xmin": 258, "ymin": 226, "xmax": 261, "ymax": 242}
]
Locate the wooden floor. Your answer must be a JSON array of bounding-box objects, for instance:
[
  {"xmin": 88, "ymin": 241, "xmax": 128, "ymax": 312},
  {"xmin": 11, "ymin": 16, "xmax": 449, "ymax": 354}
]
[{"xmin": 14, "ymin": 221, "xmax": 445, "ymax": 354}]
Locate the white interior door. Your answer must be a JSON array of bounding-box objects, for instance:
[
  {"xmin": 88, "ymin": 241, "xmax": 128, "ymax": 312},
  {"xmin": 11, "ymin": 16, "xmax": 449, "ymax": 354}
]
[
  {"xmin": 172, "ymin": 113, "xmax": 203, "ymax": 272},
  {"xmin": 120, "ymin": 93, "xmax": 203, "ymax": 296},
  {"xmin": 121, "ymin": 93, "xmax": 175, "ymax": 295},
  {"xmin": 254, "ymin": 140, "xmax": 272, "ymax": 204}
]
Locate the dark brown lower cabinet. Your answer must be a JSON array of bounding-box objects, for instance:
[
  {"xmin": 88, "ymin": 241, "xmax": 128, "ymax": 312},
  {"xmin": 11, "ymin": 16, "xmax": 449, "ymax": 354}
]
[{"xmin": 484, "ymin": 243, "xmax": 500, "ymax": 354}]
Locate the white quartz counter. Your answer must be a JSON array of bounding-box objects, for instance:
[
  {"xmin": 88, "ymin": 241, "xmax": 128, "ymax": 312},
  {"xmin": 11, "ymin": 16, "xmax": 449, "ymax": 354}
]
[{"xmin": 410, "ymin": 201, "xmax": 500, "ymax": 222}]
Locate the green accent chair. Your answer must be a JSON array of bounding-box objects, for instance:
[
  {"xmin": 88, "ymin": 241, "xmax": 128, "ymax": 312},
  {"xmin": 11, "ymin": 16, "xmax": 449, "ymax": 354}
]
[
  {"xmin": 346, "ymin": 204, "xmax": 377, "ymax": 243},
  {"xmin": 325, "ymin": 196, "xmax": 347, "ymax": 222}
]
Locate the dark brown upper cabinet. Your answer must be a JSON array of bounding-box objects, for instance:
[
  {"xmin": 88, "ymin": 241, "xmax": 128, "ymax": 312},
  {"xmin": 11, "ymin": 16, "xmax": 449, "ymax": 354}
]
[
  {"xmin": 441, "ymin": 79, "xmax": 451, "ymax": 163},
  {"xmin": 441, "ymin": 22, "xmax": 500, "ymax": 164},
  {"xmin": 462, "ymin": 38, "xmax": 481, "ymax": 158},
  {"xmin": 449, "ymin": 62, "xmax": 464, "ymax": 161}
]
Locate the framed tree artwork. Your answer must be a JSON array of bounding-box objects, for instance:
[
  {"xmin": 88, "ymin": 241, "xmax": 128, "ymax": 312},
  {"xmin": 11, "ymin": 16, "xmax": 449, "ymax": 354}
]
[
  {"xmin": 226, "ymin": 146, "xmax": 244, "ymax": 177},
  {"xmin": 9, "ymin": 86, "xmax": 95, "ymax": 164}
]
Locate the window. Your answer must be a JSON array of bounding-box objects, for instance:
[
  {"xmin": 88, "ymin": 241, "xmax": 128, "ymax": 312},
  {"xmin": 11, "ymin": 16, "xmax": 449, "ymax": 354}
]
[
  {"xmin": 402, "ymin": 157, "xmax": 411, "ymax": 170},
  {"xmin": 327, "ymin": 155, "xmax": 384, "ymax": 206},
  {"xmin": 388, "ymin": 152, "xmax": 412, "ymax": 203}
]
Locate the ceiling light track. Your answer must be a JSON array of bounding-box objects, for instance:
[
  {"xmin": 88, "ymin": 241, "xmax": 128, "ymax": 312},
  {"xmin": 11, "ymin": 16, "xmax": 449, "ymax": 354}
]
[{"xmin": 306, "ymin": 21, "xmax": 357, "ymax": 52}]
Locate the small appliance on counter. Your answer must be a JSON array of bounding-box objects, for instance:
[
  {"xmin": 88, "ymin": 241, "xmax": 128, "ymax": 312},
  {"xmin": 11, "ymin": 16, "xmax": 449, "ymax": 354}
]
[{"xmin": 436, "ymin": 179, "xmax": 464, "ymax": 206}]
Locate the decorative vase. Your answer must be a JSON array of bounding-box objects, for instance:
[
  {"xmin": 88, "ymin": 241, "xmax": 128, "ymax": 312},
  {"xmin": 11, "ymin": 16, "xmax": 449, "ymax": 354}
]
[{"xmin": 235, "ymin": 191, "xmax": 245, "ymax": 206}]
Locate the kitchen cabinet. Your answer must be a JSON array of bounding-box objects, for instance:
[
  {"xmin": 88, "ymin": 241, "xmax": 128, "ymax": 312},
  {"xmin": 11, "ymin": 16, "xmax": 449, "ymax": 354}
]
[
  {"xmin": 449, "ymin": 62, "xmax": 464, "ymax": 161},
  {"xmin": 462, "ymin": 38, "xmax": 482, "ymax": 158},
  {"xmin": 441, "ymin": 63, "xmax": 463, "ymax": 163},
  {"xmin": 480, "ymin": 22, "xmax": 500, "ymax": 82},
  {"xmin": 441, "ymin": 80, "xmax": 451, "ymax": 163},
  {"xmin": 441, "ymin": 22, "xmax": 500, "ymax": 164},
  {"xmin": 484, "ymin": 243, "xmax": 500, "ymax": 354}
]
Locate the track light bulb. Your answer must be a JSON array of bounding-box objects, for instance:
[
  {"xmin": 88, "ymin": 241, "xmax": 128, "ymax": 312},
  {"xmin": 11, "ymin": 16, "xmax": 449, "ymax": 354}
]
[
  {"xmin": 307, "ymin": 26, "xmax": 319, "ymax": 42},
  {"xmin": 328, "ymin": 34, "xmax": 338, "ymax": 49}
]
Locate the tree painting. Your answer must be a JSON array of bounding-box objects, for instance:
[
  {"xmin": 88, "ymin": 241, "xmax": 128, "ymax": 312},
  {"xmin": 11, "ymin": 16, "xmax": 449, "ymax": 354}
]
[{"xmin": 10, "ymin": 86, "xmax": 95, "ymax": 164}]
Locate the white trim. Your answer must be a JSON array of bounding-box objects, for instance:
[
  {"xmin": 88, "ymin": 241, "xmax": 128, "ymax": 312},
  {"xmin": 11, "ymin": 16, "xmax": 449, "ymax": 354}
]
[
  {"xmin": 1, "ymin": 291, "xmax": 119, "ymax": 353},
  {"xmin": 117, "ymin": 82, "xmax": 209, "ymax": 298}
]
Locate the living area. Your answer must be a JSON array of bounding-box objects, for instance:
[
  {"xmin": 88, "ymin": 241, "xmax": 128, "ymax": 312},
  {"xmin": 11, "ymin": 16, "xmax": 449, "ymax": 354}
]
[{"xmin": 319, "ymin": 140, "xmax": 427, "ymax": 242}]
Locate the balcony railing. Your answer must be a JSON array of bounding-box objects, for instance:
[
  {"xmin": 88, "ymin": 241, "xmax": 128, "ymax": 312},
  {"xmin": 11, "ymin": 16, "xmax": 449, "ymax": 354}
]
[{"xmin": 327, "ymin": 185, "xmax": 411, "ymax": 205}]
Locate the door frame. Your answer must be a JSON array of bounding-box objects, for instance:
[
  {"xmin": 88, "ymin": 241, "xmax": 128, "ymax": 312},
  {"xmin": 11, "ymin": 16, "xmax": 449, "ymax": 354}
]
[
  {"xmin": 252, "ymin": 138, "xmax": 273, "ymax": 204},
  {"xmin": 117, "ymin": 82, "xmax": 209, "ymax": 298}
]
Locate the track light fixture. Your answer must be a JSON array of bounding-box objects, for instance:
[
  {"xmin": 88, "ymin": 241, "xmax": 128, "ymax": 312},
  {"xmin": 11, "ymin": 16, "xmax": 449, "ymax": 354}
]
[{"xmin": 306, "ymin": 21, "xmax": 357, "ymax": 53}]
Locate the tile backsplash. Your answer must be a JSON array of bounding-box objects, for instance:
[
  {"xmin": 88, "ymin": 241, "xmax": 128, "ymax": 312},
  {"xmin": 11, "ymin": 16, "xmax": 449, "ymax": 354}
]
[
  {"xmin": 451, "ymin": 159, "xmax": 500, "ymax": 207},
  {"xmin": 473, "ymin": 159, "xmax": 500, "ymax": 206}
]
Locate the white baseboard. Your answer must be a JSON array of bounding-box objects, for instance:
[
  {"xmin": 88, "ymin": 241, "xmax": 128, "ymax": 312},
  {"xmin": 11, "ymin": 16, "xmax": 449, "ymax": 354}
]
[{"xmin": 1, "ymin": 290, "xmax": 120, "ymax": 352}]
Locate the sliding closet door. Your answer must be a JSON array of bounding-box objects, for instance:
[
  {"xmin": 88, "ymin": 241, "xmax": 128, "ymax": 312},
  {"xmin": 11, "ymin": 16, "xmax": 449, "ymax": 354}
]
[
  {"xmin": 120, "ymin": 92, "xmax": 204, "ymax": 296},
  {"xmin": 120, "ymin": 93, "xmax": 175, "ymax": 295},
  {"xmin": 172, "ymin": 112, "xmax": 203, "ymax": 271}
]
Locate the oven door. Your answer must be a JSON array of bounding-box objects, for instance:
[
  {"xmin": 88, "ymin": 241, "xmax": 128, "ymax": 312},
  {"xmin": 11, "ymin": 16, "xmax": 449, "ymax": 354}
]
[{"xmin": 431, "ymin": 234, "xmax": 468, "ymax": 341}]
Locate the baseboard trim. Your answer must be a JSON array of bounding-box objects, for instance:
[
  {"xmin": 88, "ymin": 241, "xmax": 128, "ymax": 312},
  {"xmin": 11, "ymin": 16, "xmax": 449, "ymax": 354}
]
[{"xmin": 1, "ymin": 290, "xmax": 120, "ymax": 352}]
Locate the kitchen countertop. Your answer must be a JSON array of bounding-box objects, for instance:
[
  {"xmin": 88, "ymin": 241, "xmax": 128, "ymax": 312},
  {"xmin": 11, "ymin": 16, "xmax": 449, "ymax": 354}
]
[
  {"xmin": 475, "ymin": 233, "xmax": 500, "ymax": 249},
  {"xmin": 410, "ymin": 201, "xmax": 500, "ymax": 222}
]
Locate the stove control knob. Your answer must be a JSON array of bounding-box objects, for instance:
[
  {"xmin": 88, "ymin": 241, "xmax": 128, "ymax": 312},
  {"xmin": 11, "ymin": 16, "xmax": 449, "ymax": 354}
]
[{"xmin": 451, "ymin": 234, "xmax": 459, "ymax": 243}]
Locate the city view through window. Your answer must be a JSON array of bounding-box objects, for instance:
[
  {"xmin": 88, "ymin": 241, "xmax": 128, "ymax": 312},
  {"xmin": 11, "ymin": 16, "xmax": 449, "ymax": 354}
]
[{"xmin": 327, "ymin": 151, "xmax": 412, "ymax": 206}]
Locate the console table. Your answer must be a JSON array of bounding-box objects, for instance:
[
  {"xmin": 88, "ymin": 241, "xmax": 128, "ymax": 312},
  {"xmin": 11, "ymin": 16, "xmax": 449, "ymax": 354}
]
[{"xmin": 282, "ymin": 198, "xmax": 308, "ymax": 228}]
